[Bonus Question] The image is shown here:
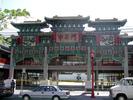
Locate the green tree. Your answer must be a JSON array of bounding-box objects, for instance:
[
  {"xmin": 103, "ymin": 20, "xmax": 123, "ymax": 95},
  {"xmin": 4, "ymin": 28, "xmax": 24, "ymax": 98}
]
[
  {"xmin": 0, "ymin": 9, "xmax": 30, "ymax": 45},
  {"xmin": 0, "ymin": 34, "xmax": 5, "ymax": 44},
  {"xmin": 0, "ymin": 8, "xmax": 30, "ymax": 30}
]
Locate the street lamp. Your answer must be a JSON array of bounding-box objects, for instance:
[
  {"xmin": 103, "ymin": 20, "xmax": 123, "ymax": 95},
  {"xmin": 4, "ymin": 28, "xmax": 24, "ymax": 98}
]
[{"xmin": 90, "ymin": 49, "xmax": 95, "ymax": 98}]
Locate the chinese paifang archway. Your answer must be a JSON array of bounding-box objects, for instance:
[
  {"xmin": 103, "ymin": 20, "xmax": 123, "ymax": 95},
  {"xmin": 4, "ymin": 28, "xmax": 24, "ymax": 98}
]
[{"xmin": 10, "ymin": 16, "xmax": 133, "ymax": 89}]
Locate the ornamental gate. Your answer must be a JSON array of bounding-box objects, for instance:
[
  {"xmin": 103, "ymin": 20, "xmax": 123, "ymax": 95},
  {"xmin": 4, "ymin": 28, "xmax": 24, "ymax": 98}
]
[{"xmin": 9, "ymin": 16, "xmax": 133, "ymax": 87}]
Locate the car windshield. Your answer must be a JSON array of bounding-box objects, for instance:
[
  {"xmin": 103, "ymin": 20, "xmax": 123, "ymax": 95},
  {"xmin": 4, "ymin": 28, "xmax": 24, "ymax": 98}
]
[
  {"xmin": 117, "ymin": 78, "xmax": 133, "ymax": 86},
  {"xmin": 117, "ymin": 79, "xmax": 124, "ymax": 85},
  {"xmin": 32, "ymin": 86, "xmax": 58, "ymax": 92}
]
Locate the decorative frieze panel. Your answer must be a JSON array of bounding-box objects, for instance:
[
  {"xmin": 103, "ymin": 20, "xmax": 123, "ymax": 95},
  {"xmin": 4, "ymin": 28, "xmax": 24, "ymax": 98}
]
[
  {"xmin": 96, "ymin": 35, "xmax": 122, "ymax": 46},
  {"xmin": 95, "ymin": 46, "xmax": 124, "ymax": 60}
]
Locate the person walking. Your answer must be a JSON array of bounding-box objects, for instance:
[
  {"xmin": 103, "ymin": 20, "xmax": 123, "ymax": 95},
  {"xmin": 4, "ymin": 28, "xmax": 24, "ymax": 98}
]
[{"xmin": 11, "ymin": 80, "xmax": 15, "ymax": 92}]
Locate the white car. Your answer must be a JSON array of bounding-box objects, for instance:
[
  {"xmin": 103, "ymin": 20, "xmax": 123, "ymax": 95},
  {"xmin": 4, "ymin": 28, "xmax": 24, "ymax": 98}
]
[
  {"xmin": 110, "ymin": 77, "xmax": 133, "ymax": 100},
  {"xmin": 20, "ymin": 85, "xmax": 70, "ymax": 100}
]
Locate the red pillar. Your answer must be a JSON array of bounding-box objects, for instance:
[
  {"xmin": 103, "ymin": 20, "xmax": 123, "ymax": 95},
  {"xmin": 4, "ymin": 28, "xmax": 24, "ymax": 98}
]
[
  {"xmin": 35, "ymin": 36, "xmax": 40, "ymax": 44},
  {"xmin": 90, "ymin": 49, "xmax": 95, "ymax": 98},
  {"xmin": 51, "ymin": 32, "xmax": 56, "ymax": 41}
]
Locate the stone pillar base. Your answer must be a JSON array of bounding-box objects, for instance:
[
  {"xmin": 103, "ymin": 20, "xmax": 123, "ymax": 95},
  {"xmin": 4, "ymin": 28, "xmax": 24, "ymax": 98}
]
[{"xmin": 85, "ymin": 81, "xmax": 92, "ymax": 91}]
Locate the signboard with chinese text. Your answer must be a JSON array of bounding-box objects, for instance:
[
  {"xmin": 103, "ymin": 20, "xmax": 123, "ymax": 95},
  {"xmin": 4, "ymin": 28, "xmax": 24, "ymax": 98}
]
[{"xmin": 55, "ymin": 32, "xmax": 81, "ymax": 43}]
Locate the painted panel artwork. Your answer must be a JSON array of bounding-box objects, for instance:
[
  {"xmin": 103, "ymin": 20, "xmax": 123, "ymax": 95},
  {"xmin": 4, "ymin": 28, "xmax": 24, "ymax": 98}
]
[{"xmin": 100, "ymin": 35, "xmax": 114, "ymax": 46}]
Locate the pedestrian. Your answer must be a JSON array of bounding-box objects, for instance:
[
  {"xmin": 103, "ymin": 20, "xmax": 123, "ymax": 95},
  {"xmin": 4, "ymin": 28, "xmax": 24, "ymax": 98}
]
[{"xmin": 11, "ymin": 80, "xmax": 15, "ymax": 92}]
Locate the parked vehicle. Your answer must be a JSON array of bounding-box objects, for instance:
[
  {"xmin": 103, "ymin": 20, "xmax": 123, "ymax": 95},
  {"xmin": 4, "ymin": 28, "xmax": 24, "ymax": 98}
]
[
  {"xmin": 110, "ymin": 77, "xmax": 133, "ymax": 100},
  {"xmin": 0, "ymin": 79, "xmax": 15, "ymax": 97},
  {"xmin": 20, "ymin": 85, "xmax": 70, "ymax": 100},
  {"xmin": 0, "ymin": 86, "xmax": 14, "ymax": 97}
]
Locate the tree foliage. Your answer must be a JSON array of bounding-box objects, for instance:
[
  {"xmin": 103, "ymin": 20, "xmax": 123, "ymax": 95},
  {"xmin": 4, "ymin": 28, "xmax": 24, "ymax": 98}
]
[
  {"xmin": 0, "ymin": 9, "xmax": 30, "ymax": 46},
  {"xmin": 0, "ymin": 36, "xmax": 12, "ymax": 46},
  {"xmin": 0, "ymin": 9, "xmax": 30, "ymax": 30}
]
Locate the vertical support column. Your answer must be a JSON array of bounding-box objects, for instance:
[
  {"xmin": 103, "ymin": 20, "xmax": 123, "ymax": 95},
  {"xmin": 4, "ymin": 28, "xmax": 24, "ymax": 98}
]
[
  {"xmin": 95, "ymin": 61, "xmax": 99, "ymax": 90},
  {"xmin": 90, "ymin": 49, "xmax": 95, "ymax": 98},
  {"xmin": 85, "ymin": 47, "xmax": 92, "ymax": 91},
  {"xmin": 87, "ymin": 47, "xmax": 91, "ymax": 81},
  {"xmin": 9, "ymin": 47, "xmax": 14, "ymax": 79},
  {"xmin": 43, "ymin": 47, "xmax": 48, "ymax": 81},
  {"xmin": 124, "ymin": 45, "xmax": 129, "ymax": 77}
]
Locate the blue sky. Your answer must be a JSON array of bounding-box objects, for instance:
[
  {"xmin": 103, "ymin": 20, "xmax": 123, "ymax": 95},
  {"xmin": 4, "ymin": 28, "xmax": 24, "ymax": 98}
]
[{"xmin": 1, "ymin": 0, "xmax": 133, "ymax": 28}]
